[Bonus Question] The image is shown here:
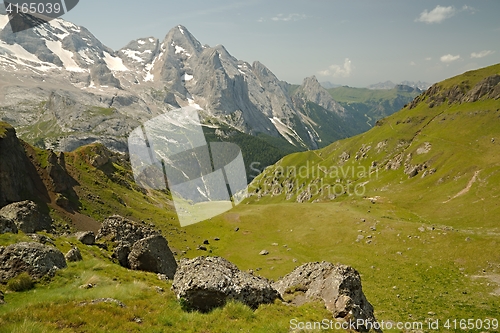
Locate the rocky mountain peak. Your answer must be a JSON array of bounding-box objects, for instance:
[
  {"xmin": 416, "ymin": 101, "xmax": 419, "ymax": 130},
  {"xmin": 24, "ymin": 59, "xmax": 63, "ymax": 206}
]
[
  {"xmin": 296, "ymin": 75, "xmax": 345, "ymax": 114},
  {"xmin": 163, "ymin": 24, "xmax": 203, "ymax": 58}
]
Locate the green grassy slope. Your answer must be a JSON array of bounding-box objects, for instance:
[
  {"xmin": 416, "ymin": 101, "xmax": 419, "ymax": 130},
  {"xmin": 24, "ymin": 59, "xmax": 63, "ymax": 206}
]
[
  {"xmin": 1, "ymin": 65, "xmax": 499, "ymax": 332},
  {"xmin": 328, "ymin": 86, "xmax": 421, "ymax": 128},
  {"xmin": 237, "ymin": 64, "xmax": 500, "ymax": 328}
]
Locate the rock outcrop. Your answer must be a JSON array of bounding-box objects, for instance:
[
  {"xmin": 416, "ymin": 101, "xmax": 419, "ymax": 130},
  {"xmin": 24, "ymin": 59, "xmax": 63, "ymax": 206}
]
[
  {"xmin": 0, "ymin": 216, "xmax": 18, "ymax": 234},
  {"xmin": 409, "ymin": 74, "xmax": 500, "ymax": 109},
  {"xmin": 0, "ymin": 290, "xmax": 4, "ymax": 304},
  {"xmin": 96, "ymin": 215, "xmax": 176, "ymax": 276},
  {"xmin": 0, "ymin": 123, "xmax": 49, "ymax": 208},
  {"xmin": 0, "ymin": 242, "xmax": 67, "ymax": 282},
  {"xmin": 0, "ymin": 200, "xmax": 52, "ymax": 233},
  {"xmin": 128, "ymin": 235, "xmax": 177, "ymax": 279},
  {"xmin": 172, "ymin": 256, "xmax": 280, "ymax": 312},
  {"xmin": 272, "ymin": 261, "xmax": 379, "ymax": 333},
  {"xmin": 65, "ymin": 247, "xmax": 82, "ymax": 262},
  {"xmin": 96, "ymin": 215, "xmax": 159, "ymax": 245},
  {"xmin": 75, "ymin": 231, "xmax": 95, "ymax": 245}
]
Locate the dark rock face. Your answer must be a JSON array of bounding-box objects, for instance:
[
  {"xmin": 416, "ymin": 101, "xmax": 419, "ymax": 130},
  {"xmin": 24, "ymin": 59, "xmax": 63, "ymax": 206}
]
[
  {"xmin": 0, "ymin": 216, "xmax": 17, "ymax": 234},
  {"xmin": 96, "ymin": 215, "xmax": 176, "ymax": 275},
  {"xmin": 76, "ymin": 231, "xmax": 95, "ymax": 245},
  {"xmin": 0, "ymin": 242, "xmax": 67, "ymax": 282},
  {"xmin": 0, "ymin": 200, "xmax": 52, "ymax": 233},
  {"xmin": 172, "ymin": 256, "xmax": 280, "ymax": 312},
  {"xmin": 272, "ymin": 261, "xmax": 379, "ymax": 333},
  {"xmin": 128, "ymin": 235, "xmax": 177, "ymax": 279},
  {"xmin": 0, "ymin": 124, "xmax": 48, "ymax": 208},
  {"xmin": 65, "ymin": 247, "xmax": 82, "ymax": 262},
  {"xmin": 0, "ymin": 290, "xmax": 5, "ymax": 304}
]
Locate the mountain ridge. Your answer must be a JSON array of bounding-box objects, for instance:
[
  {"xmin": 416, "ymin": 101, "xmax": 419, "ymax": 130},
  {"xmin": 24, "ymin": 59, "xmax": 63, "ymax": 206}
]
[{"xmin": 0, "ymin": 13, "xmax": 419, "ymax": 159}]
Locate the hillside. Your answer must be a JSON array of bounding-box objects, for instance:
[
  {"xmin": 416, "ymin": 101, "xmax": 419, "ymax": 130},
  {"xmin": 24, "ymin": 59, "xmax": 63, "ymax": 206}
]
[
  {"xmin": 242, "ymin": 64, "xmax": 500, "ymax": 325},
  {"xmin": 0, "ymin": 121, "xmax": 383, "ymax": 332},
  {"xmin": 250, "ymin": 64, "xmax": 500, "ymax": 226},
  {"xmin": 1, "ymin": 64, "xmax": 500, "ymax": 332}
]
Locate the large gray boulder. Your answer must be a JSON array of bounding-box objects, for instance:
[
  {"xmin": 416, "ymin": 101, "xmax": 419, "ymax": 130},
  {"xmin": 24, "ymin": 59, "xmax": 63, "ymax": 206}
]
[
  {"xmin": 75, "ymin": 231, "xmax": 95, "ymax": 245},
  {"xmin": 65, "ymin": 247, "xmax": 83, "ymax": 262},
  {"xmin": 272, "ymin": 262, "xmax": 379, "ymax": 333},
  {"xmin": 96, "ymin": 215, "xmax": 158, "ymax": 245},
  {"xmin": 0, "ymin": 242, "xmax": 67, "ymax": 282},
  {"xmin": 172, "ymin": 256, "xmax": 280, "ymax": 312},
  {"xmin": 128, "ymin": 235, "xmax": 177, "ymax": 278},
  {"xmin": 0, "ymin": 216, "xmax": 17, "ymax": 234},
  {"xmin": 0, "ymin": 200, "xmax": 52, "ymax": 233},
  {"xmin": 97, "ymin": 215, "xmax": 177, "ymax": 275}
]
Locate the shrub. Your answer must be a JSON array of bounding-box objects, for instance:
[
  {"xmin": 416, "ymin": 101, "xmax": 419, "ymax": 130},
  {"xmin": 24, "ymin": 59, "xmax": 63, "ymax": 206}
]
[{"xmin": 7, "ymin": 272, "xmax": 35, "ymax": 292}]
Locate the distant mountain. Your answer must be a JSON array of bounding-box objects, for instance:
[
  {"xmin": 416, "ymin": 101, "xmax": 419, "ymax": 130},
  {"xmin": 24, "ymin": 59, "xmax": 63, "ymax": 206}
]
[
  {"xmin": 327, "ymin": 85, "xmax": 421, "ymax": 130},
  {"xmin": 320, "ymin": 81, "xmax": 342, "ymax": 89},
  {"xmin": 368, "ymin": 80, "xmax": 431, "ymax": 90},
  {"xmin": 367, "ymin": 80, "xmax": 396, "ymax": 90}
]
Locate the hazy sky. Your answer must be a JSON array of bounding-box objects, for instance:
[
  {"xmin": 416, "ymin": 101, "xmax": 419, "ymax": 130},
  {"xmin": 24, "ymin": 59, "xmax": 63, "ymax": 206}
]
[{"xmin": 62, "ymin": 0, "xmax": 500, "ymax": 87}]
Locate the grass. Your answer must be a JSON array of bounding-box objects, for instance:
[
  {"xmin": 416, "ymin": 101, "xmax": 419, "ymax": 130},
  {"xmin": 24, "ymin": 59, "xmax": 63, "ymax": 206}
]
[
  {"xmin": 0, "ymin": 122, "xmax": 12, "ymax": 138},
  {"xmin": 7, "ymin": 273, "xmax": 34, "ymax": 292},
  {"xmin": 1, "ymin": 64, "xmax": 500, "ymax": 332}
]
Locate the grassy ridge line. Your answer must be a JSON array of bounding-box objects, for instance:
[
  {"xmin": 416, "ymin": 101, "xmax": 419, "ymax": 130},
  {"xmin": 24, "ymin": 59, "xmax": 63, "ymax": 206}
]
[{"xmin": 249, "ymin": 64, "xmax": 500, "ymax": 228}]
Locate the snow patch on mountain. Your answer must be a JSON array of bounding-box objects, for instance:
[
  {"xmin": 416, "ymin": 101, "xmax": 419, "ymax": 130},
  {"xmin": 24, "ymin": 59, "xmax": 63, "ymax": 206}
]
[
  {"xmin": 48, "ymin": 20, "xmax": 71, "ymax": 39},
  {"xmin": 121, "ymin": 49, "xmax": 144, "ymax": 63},
  {"xmin": 0, "ymin": 14, "xmax": 8, "ymax": 30},
  {"xmin": 103, "ymin": 51, "xmax": 128, "ymax": 71},
  {"xmin": 269, "ymin": 117, "xmax": 303, "ymax": 146},
  {"xmin": 0, "ymin": 41, "xmax": 56, "ymax": 71},
  {"xmin": 78, "ymin": 50, "xmax": 94, "ymax": 64},
  {"xmin": 45, "ymin": 40, "xmax": 85, "ymax": 72}
]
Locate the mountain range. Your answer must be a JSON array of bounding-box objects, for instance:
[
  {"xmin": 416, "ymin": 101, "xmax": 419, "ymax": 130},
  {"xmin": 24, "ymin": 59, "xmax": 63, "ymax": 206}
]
[
  {"xmin": 368, "ymin": 80, "xmax": 431, "ymax": 90},
  {"xmin": 0, "ymin": 10, "xmax": 419, "ymax": 171}
]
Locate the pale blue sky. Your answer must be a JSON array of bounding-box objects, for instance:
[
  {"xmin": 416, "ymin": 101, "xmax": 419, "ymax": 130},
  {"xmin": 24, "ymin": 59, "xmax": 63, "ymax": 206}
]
[{"xmin": 62, "ymin": 0, "xmax": 500, "ymax": 87}]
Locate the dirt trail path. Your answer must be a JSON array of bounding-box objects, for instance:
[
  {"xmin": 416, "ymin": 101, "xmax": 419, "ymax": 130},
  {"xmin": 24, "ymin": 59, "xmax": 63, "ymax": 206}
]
[{"xmin": 443, "ymin": 170, "xmax": 480, "ymax": 203}]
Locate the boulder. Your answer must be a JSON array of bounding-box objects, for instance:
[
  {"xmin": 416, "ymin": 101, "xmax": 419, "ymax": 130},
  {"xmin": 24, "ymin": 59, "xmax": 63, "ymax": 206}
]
[
  {"xmin": 0, "ymin": 290, "xmax": 4, "ymax": 304},
  {"xmin": 65, "ymin": 247, "xmax": 82, "ymax": 262},
  {"xmin": 112, "ymin": 241, "xmax": 131, "ymax": 268},
  {"xmin": 272, "ymin": 261, "xmax": 379, "ymax": 333},
  {"xmin": 0, "ymin": 216, "xmax": 17, "ymax": 234},
  {"xmin": 97, "ymin": 216, "xmax": 177, "ymax": 275},
  {"xmin": 76, "ymin": 231, "xmax": 95, "ymax": 245},
  {"xmin": 172, "ymin": 256, "xmax": 280, "ymax": 312},
  {"xmin": 128, "ymin": 235, "xmax": 177, "ymax": 278},
  {"xmin": 96, "ymin": 215, "xmax": 158, "ymax": 245},
  {"xmin": 0, "ymin": 242, "xmax": 67, "ymax": 282},
  {"xmin": 0, "ymin": 200, "xmax": 52, "ymax": 233}
]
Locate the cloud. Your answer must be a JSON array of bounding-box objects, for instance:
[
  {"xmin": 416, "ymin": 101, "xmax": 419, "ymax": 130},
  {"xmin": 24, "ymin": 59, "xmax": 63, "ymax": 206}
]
[
  {"xmin": 461, "ymin": 5, "xmax": 476, "ymax": 14},
  {"xmin": 257, "ymin": 17, "xmax": 264, "ymax": 23},
  {"xmin": 440, "ymin": 54, "xmax": 461, "ymax": 63},
  {"xmin": 410, "ymin": 61, "xmax": 416, "ymax": 66},
  {"xmin": 425, "ymin": 57, "xmax": 432, "ymax": 61},
  {"xmin": 271, "ymin": 13, "xmax": 307, "ymax": 22},
  {"xmin": 471, "ymin": 50, "xmax": 495, "ymax": 59},
  {"xmin": 319, "ymin": 58, "xmax": 353, "ymax": 78},
  {"xmin": 415, "ymin": 5, "xmax": 456, "ymax": 24}
]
